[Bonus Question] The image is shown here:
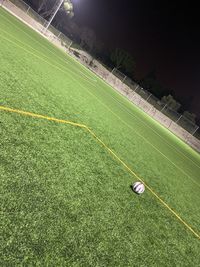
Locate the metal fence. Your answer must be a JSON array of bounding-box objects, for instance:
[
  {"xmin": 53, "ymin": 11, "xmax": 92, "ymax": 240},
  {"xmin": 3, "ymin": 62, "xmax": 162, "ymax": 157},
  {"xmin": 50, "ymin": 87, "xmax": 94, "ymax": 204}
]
[
  {"xmin": 1, "ymin": 0, "xmax": 199, "ymax": 141},
  {"xmin": 1, "ymin": 0, "xmax": 73, "ymax": 48},
  {"xmin": 112, "ymin": 68, "xmax": 199, "ymax": 136}
]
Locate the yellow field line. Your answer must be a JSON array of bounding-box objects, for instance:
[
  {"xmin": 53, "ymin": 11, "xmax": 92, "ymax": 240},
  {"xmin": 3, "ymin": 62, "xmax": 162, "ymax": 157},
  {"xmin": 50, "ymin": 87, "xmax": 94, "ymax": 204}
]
[
  {"xmin": 0, "ymin": 24, "xmax": 199, "ymax": 188},
  {"xmin": 0, "ymin": 106, "xmax": 87, "ymax": 128},
  {"xmin": 86, "ymin": 127, "xmax": 200, "ymax": 240},
  {"xmin": 0, "ymin": 105, "xmax": 200, "ymax": 240},
  {"xmin": 75, "ymin": 78, "xmax": 200, "ymax": 189}
]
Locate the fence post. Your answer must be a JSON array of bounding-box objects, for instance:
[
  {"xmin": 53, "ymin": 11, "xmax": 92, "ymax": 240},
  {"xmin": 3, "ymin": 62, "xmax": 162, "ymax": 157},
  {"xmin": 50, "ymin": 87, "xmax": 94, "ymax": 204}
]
[
  {"xmin": 44, "ymin": 0, "xmax": 64, "ymax": 32},
  {"xmin": 175, "ymin": 115, "xmax": 182, "ymax": 123},
  {"xmin": 192, "ymin": 126, "xmax": 199, "ymax": 136},
  {"xmin": 111, "ymin": 68, "xmax": 115, "ymax": 74},
  {"xmin": 122, "ymin": 76, "xmax": 127, "ymax": 83},
  {"xmin": 57, "ymin": 32, "xmax": 61, "ymax": 39},
  {"xmin": 133, "ymin": 85, "xmax": 139, "ymax": 92},
  {"xmin": 68, "ymin": 41, "xmax": 73, "ymax": 50},
  {"xmin": 161, "ymin": 103, "xmax": 167, "ymax": 112},
  {"xmin": 146, "ymin": 93, "xmax": 152, "ymax": 101},
  {"xmin": 26, "ymin": 6, "xmax": 30, "ymax": 14}
]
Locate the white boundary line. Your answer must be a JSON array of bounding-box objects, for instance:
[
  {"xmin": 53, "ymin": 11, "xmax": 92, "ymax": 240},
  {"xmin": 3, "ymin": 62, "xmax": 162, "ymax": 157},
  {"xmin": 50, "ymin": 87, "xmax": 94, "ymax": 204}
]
[
  {"xmin": 0, "ymin": 6, "xmax": 97, "ymax": 83},
  {"xmin": 0, "ymin": 8, "xmax": 200, "ymax": 189},
  {"xmin": 1, "ymin": 5, "xmax": 199, "ymax": 160}
]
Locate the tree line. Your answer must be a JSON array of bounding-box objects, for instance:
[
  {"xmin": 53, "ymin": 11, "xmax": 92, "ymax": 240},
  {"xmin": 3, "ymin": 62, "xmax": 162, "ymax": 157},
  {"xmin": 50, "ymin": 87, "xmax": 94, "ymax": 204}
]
[{"xmin": 24, "ymin": 0, "xmax": 197, "ymax": 124}]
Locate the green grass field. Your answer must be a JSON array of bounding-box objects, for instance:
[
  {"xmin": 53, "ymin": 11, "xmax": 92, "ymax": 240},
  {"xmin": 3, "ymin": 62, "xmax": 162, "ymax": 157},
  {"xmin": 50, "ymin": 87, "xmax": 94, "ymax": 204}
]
[{"xmin": 0, "ymin": 7, "xmax": 200, "ymax": 266}]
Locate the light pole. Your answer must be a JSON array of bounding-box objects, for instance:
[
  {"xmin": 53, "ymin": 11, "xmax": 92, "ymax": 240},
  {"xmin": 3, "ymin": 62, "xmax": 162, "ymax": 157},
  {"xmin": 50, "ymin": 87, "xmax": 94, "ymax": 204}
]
[{"xmin": 44, "ymin": 0, "xmax": 64, "ymax": 31}]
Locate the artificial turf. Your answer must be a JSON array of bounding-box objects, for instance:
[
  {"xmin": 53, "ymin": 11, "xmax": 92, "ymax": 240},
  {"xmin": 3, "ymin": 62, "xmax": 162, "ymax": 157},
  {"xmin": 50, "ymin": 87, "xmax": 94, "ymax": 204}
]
[{"xmin": 0, "ymin": 7, "xmax": 200, "ymax": 266}]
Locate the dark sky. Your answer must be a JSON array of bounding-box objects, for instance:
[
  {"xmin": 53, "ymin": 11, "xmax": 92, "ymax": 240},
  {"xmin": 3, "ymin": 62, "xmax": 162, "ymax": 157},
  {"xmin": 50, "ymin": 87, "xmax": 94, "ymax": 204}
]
[{"xmin": 71, "ymin": 0, "xmax": 200, "ymax": 121}]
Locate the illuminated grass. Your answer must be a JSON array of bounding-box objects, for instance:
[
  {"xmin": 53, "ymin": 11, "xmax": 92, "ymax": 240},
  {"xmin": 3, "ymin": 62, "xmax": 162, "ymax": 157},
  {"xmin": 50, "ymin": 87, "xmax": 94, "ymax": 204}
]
[{"xmin": 0, "ymin": 7, "xmax": 200, "ymax": 266}]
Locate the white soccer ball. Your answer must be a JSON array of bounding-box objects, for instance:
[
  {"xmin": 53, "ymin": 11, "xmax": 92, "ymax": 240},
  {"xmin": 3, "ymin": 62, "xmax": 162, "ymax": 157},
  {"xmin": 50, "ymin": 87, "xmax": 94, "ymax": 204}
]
[{"xmin": 132, "ymin": 181, "xmax": 145, "ymax": 194}]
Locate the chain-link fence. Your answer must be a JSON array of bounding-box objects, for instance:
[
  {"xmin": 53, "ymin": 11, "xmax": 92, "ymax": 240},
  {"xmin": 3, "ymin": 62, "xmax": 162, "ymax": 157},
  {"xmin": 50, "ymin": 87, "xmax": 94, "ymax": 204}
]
[
  {"xmin": 8, "ymin": 0, "xmax": 30, "ymax": 12},
  {"xmin": 111, "ymin": 69, "xmax": 199, "ymax": 137},
  {"xmin": 194, "ymin": 127, "xmax": 200, "ymax": 139},
  {"xmin": 1, "ymin": 0, "xmax": 200, "ymax": 148},
  {"xmin": 8, "ymin": 0, "xmax": 46, "ymax": 27},
  {"xmin": 1, "ymin": 0, "xmax": 72, "ymax": 45}
]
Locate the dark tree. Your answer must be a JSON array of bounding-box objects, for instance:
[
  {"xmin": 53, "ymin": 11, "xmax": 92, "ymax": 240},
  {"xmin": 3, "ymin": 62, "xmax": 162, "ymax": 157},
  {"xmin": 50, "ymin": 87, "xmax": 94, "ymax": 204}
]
[
  {"xmin": 139, "ymin": 70, "xmax": 166, "ymax": 98},
  {"xmin": 110, "ymin": 48, "xmax": 136, "ymax": 76},
  {"xmin": 161, "ymin": 94, "xmax": 181, "ymax": 111},
  {"xmin": 183, "ymin": 111, "xmax": 196, "ymax": 123}
]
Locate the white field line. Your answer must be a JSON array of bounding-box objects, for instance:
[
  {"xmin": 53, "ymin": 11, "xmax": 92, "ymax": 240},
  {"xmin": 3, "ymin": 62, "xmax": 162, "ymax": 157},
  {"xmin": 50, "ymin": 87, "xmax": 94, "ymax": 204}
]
[
  {"xmin": 0, "ymin": 9, "xmax": 97, "ymax": 83},
  {"xmin": 1, "ymin": 105, "xmax": 199, "ymax": 241},
  {"xmin": 0, "ymin": 30, "xmax": 95, "ymax": 86},
  {"xmin": 0, "ymin": 18, "xmax": 200, "ymax": 189},
  {"xmin": 98, "ymin": 85, "xmax": 200, "ymax": 170},
  {"xmin": 1, "ymin": 7, "xmax": 199, "ymax": 164},
  {"xmin": 70, "ymin": 63, "xmax": 200, "ymax": 169},
  {"xmin": 2, "ymin": 4, "xmax": 200, "ymax": 242},
  {"xmin": 71, "ymin": 63, "xmax": 200, "ymax": 169},
  {"xmin": 1, "ymin": 6, "xmax": 199, "ymax": 168},
  {"xmin": 107, "ymin": 90, "xmax": 200, "ymax": 165},
  {"xmin": 74, "ymin": 78, "xmax": 200, "ymax": 190}
]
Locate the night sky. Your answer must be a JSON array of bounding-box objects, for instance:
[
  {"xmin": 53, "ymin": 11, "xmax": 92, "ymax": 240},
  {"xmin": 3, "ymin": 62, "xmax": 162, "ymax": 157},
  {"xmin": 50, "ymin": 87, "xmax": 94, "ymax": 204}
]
[{"xmin": 71, "ymin": 0, "xmax": 200, "ymax": 122}]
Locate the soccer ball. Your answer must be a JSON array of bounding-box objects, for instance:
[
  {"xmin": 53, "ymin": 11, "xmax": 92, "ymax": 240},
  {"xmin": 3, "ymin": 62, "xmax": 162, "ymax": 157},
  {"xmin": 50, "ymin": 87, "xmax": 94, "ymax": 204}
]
[{"xmin": 132, "ymin": 181, "xmax": 145, "ymax": 194}]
